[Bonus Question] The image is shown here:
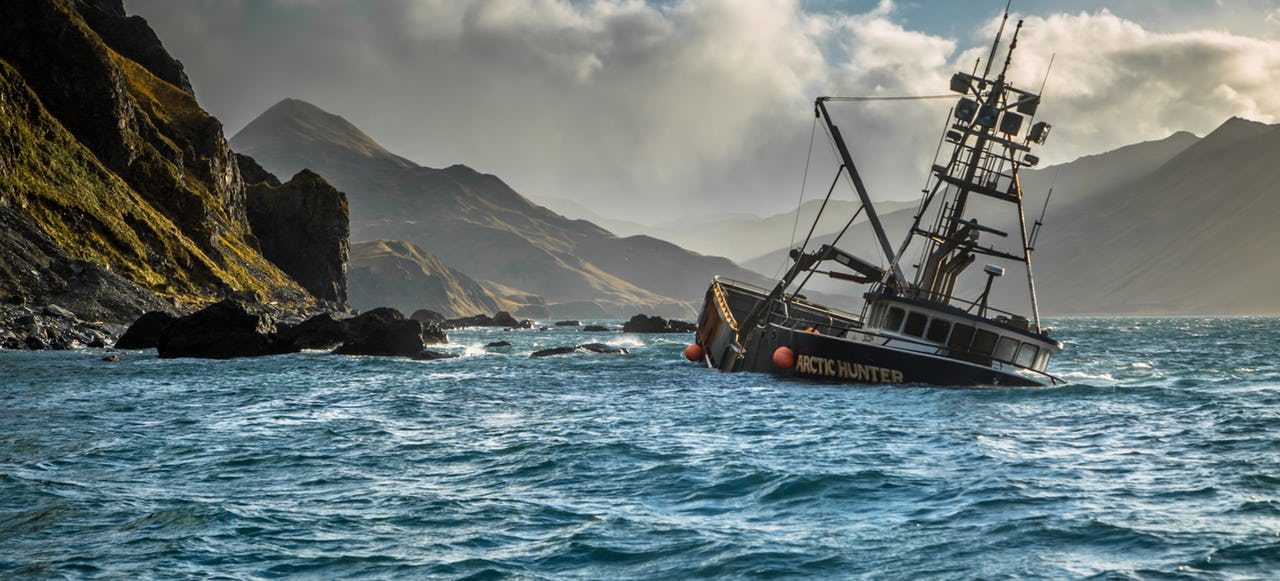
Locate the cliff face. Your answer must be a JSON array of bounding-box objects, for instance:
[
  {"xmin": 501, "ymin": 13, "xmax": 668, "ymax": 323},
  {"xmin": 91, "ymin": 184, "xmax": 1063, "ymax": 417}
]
[
  {"xmin": 0, "ymin": 0, "xmax": 324, "ymax": 319},
  {"xmin": 246, "ymin": 170, "xmax": 350, "ymax": 305}
]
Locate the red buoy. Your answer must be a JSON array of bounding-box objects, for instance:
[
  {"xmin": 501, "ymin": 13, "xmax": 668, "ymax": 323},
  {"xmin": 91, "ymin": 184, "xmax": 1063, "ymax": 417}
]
[
  {"xmin": 773, "ymin": 346, "xmax": 795, "ymax": 369},
  {"xmin": 684, "ymin": 343, "xmax": 704, "ymax": 362}
]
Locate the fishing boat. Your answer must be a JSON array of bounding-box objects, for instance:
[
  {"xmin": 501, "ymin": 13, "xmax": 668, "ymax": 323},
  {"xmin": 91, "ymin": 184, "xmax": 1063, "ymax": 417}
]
[{"xmin": 688, "ymin": 10, "xmax": 1064, "ymax": 387}]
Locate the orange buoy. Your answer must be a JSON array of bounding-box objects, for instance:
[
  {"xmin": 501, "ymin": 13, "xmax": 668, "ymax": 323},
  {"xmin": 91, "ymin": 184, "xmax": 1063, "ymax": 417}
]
[
  {"xmin": 773, "ymin": 346, "xmax": 795, "ymax": 369},
  {"xmin": 684, "ymin": 343, "xmax": 704, "ymax": 362}
]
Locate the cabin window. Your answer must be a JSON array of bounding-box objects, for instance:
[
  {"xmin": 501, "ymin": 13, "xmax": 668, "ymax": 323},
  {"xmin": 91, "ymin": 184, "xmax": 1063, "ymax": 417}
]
[
  {"xmin": 884, "ymin": 307, "xmax": 905, "ymax": 331},
  {"xmin": 1015, "ymin": 343, "xmax": 1038, "ymax": 368},
  {"xmin": 994, "ymin": 336, "xmax": 1019, "ymax": 363},
  {"xmin": 903, "ymin": 312, "xmax": 928, "ymax": 337},
  {"xmin": 926, "ymin": 319, "xmax": 951, "ymax": 343},
  {"xmin": 1034, "ymin": 350, "xmax": 1051, "ymax": 372},
  {"xmin": 972, "ymin": 329, "xmax": 998, "ymax": 355},
  {"xmin": 948, "ymin": 324, "xmax": 975, "ymax": 350}
]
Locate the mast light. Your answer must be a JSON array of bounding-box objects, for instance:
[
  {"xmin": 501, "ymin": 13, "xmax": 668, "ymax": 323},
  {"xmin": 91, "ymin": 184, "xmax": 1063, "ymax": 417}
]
[{"xmin": 1029, "ymin": 121, "xmax": 1052, "ymax": 144}]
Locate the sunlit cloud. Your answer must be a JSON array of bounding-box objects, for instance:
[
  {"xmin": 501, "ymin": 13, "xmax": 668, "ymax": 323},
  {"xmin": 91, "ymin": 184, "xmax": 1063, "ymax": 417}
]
[{"xmin": 128, "ymin": 0, "xmax": 1280, "ymax": 222}]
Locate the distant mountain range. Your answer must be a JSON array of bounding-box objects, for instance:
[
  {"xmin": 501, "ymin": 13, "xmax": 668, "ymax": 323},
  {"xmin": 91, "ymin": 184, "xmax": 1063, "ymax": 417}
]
[
  {"xmin": 676, "ymin": 118, "xmax": 1278, "ymax": 316},
  {"xmin": 1027, "ymin": 117, "xmax": 1280, "ymax": 315},
  {"xmin": 231, "ymin": 99, "xmax": 771, "ymax": 318}
]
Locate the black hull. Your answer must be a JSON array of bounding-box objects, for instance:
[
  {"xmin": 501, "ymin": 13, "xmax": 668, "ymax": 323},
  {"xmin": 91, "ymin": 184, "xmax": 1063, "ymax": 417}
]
[{"xmin": 695, "ymin": 280, "xmax": 1055, "ymax": 388}]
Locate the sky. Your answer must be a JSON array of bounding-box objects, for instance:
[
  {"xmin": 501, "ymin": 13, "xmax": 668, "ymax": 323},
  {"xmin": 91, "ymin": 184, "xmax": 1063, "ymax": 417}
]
[{"xmin": 127, "ymin": 0, "xmax": 1280, "ymax": 224}]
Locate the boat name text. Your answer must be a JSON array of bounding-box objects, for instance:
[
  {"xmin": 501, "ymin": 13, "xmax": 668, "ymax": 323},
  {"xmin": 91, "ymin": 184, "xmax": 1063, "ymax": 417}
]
[{"xmin": 795, "ymin": 354, "xmax": 905, "ymax": 383}]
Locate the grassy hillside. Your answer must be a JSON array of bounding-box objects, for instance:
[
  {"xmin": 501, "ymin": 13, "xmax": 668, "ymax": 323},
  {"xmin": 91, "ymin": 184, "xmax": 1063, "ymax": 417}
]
[{"xmin": 0, "ymin": 0, "xmax": 312, "ymax": 313}]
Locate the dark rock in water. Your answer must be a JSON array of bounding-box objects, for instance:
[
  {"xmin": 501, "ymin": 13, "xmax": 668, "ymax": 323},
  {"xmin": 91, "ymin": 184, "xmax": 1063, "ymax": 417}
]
[
  {"xmin": 443, "ymin": 311, "xmax": 533, "ymax": 330},
  {"xmin": 555, "ymin": 320, "xmax": 580, "ymax": 327},
  {"xmin": 493, "ymin": 311, "xmax": 533, "ymax": 329},
  {"xmin": 531, "ymin": 343, "xmax": 629, "ymax": 357},
  {"xmin": 622, "ymin": 314, "xmax": 697, "ymax": 333},
  {"xmin": 115, "ymin": 311, "xmax": 177, "ymax": 349},
  {"xmin": 582, "ymin": 325, "xmax": 611, "ymax": 332},
  {"xmin": 331, "ymin": 307, "xmax": 443, "ymax": 356},
  {"xmin": 157, "ymin": 300, "xmax": 277, "ymax": 359},
  {"xmin": 246, "ymin": 169, "xmax": 350, "ymax": 304},
  {"xmin": 486, "ymin": 340, "xmax": 512, "ymax": 348},
  {"xmin": 578, "ymin": 343, "xmax": 629, "ymax": 355},
  {"xmin": 275, "ymin": 312, "xmax": 348, "ymax": 351},
  {"xmin": 333, "ymin": 319, "xmax": 423, "ymax": 357},
  {"xmin": 410, "ymin": 350, "xmax": 457, "ymax": 361},
  {"xmin": 102, "ymin": 354, "xmax": 121, "ymax": 362},
  {"xmin": 411, "ymin": 309, "xmax": 445, "ymax": 325}
]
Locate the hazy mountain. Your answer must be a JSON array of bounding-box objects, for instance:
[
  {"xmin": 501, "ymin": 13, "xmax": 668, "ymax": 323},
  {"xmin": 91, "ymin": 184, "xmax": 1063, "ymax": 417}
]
[
  {"xmin": 737, "ymin": 119, "xmax": 1280, "ymax": 316},
  {"xmin": 348, "ymin": 240, "xmax": 502, "ymax": 318},
  {"xmin": 1029, "ymin": 117, "xmax": 1280, "ymax": 315},
  {"xmin": 542, "ymin": 196, "xmax": 918, "ymax": 267},
  {"xmin": 232, "ymin": 99, "xmax": 772, "ymax": 317}
]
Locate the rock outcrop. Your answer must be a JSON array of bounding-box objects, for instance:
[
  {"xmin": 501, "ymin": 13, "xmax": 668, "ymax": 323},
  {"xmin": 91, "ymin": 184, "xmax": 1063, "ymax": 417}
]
[
  {"xmin": 622, "ymin": 314, "xmax": 697, "ymax": 333},
  {"xmin": 331, "ymin": 307, "xmax": 445, "ymax": 357},
  {"xmin": 115, "ymin": 311, "xmax": 176, "ymax": 349},
  {"xmin": 246, "ymin": 169, "xmax": 350, "ymax": 305},
  {"xmin": 441, "ymin": 311, "xmax": 534, "ymax": 330},
  {"xmin": 156, "ymin": 300, "xmax": 277, "ymax": 359}
]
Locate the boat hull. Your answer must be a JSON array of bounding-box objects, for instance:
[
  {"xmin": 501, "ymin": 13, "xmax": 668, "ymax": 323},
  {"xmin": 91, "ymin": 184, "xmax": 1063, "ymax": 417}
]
[{"xmin": 695, "ymin": 280, "xmax": 1052, "ymax": 387}]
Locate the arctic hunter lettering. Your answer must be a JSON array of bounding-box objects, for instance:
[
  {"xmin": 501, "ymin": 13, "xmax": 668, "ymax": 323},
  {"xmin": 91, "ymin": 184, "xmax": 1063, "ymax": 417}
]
[{"xmin": 795, "ymin": 354, "xmax": 905, "ymax": 383}]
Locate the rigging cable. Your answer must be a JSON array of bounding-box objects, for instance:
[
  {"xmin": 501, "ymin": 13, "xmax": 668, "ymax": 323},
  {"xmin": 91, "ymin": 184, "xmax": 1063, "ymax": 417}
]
[{"xmin": 778, "ymin": 116, "xmax": 822, "ymax": 280}]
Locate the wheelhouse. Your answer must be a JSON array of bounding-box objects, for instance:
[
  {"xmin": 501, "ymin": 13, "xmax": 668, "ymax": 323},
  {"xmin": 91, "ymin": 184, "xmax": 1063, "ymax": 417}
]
[{"xmin": 861, "ymin": 293, "xmax": 1060, "ymax": 374}]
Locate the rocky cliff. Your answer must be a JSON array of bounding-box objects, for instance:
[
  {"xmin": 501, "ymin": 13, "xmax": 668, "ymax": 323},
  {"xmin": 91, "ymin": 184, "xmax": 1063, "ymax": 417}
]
[
  {"xmin": 0, "ymin": 0, "xmax": 342, "ymax": 327},
  {"xmin": 246, "ymin": 169, "xmax": 350, "ymax": 306}
]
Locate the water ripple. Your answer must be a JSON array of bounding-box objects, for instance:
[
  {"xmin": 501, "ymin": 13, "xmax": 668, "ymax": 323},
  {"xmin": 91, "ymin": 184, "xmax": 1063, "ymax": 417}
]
[{"xmin": 2, "ymin": 318, "xmax": 1280, "ymax": 577}]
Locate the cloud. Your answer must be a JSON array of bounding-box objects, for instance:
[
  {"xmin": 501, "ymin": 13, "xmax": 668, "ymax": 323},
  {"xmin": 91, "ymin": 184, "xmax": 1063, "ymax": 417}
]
[
  {"xmin": 127, "ymin": 0, "xmax": 1280, "ymax": 224},
  {"xmin": 996, "ymin": 10, "xmax": 1280, "ymax": 163}
]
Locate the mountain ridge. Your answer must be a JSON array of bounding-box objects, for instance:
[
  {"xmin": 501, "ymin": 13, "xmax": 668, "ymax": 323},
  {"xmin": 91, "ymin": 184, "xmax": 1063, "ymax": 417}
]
[{"xmin": 232, "ymin": 98, "xmax": 773, "ymax": 317}]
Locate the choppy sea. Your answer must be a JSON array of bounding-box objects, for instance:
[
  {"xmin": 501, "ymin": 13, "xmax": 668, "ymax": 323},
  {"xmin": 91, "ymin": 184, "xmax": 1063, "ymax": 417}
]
[{"xmin": 2, "ymin": 317, "xmax": 1279, "ymax": 579}]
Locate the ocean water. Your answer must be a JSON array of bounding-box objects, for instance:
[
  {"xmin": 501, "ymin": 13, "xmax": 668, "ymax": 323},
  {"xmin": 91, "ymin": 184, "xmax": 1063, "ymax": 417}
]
[{"xmin": 2, "ymin": 317, "xmax": 1279, "ymax": 579}]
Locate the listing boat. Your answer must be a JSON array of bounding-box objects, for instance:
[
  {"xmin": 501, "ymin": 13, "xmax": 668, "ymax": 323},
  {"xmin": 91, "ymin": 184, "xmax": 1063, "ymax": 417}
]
[{"xmin": 689, "ymin": 11, "xmax": 1064, "ymax": 387}]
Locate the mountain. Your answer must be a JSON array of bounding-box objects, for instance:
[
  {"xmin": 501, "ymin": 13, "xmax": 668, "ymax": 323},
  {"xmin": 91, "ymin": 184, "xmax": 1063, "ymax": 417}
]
[
  {"xmin": 1028, "ymin": 117, "xmax": 1280, "ymax": 315},
  {"xmin": 0, "ymin": 0, "xmax": 335, "ymax": 322},
  {"xmin": 542, "ymin": 197, "xmax": 919, "ymax": 267},
  {"xmin": 737, "ymin": 119, "xmax": 1280, "ymax": 316},
  {"xmin": 347, "ymin": 240, "xmax": 502, "ymax": 318},
  {"xmin": 232, "ymin": 99, "xmax": 773, "ymax": 317}
]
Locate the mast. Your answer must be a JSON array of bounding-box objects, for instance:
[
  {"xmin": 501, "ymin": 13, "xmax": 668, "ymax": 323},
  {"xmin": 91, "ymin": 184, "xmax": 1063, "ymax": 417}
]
[
  {"xmin": 815, "ymin": 97, "xmax": 906, "ymax": 287},
  {"xmin": 888, "ymin": 5, "xmax": 1053, "ymax": 323}
]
